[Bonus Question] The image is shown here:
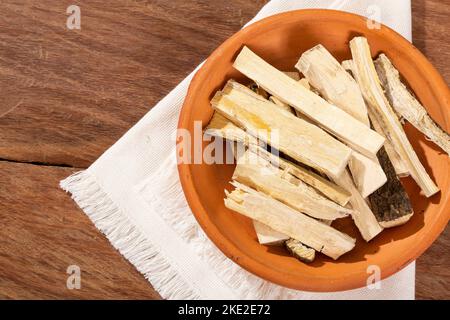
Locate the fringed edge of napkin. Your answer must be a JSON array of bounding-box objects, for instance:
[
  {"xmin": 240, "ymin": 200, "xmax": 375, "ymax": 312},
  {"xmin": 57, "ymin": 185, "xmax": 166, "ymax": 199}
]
[
  {"xmin": 60, "ymin": 170, "xmax": 202, "ymax": 299},
  {"xmin": 59, "ymin": 159, "xmax": 415, "ymax": 300},
  {"xmin": 60, "ymin": 164, "xmax": 291, "ymax": 299},
  {"xmin": 136, "ymin": 156, "xmax": 290, "ymax": 299}
]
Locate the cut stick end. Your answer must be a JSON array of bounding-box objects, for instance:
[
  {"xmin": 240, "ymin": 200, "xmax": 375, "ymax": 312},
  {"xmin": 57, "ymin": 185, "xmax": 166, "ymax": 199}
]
[
  {"xmin": 210, "ymin": 91, "xmax": 224, "ymax": 108},
  {"xmin": 351, "ymin": 36, "xmax": 439, "ymax": 198},
  {"xmin": 285, "ymin": 239, "xmax": 316, "ymax": 263},
  {"xmin": 226, "ymin": 181, "xmax": 356, "ymax": 260},
  {"xmin": 360, "ymin": 176, "xmax": 388, "ymax": 199},
  {"xmin": 379, "ymin": 213, "xmax": 414, "ymax": 228},
  {"xmin": 254, "ymin": 220, "xmax": 289, "ymax": 245},
  {"xmin": 233, "ymin": 46, "xmax": 255, "ymax": 71},
  {"xmin": 423, "ymin": 186, "xmax": 440, "ymax": 198}
]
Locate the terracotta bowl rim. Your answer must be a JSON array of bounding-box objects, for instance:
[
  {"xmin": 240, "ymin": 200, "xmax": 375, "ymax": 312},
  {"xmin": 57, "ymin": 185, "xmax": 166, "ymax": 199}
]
[{"xmin": 177, "ymin": 9, "xmax": 450, "ymax": 291}]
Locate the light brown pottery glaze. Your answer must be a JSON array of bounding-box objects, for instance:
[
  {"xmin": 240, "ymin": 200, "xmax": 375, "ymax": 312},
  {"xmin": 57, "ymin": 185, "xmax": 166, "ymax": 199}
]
[{"xmin": 177, "ymin": 9, "xmax": 450, "ymax": 291}]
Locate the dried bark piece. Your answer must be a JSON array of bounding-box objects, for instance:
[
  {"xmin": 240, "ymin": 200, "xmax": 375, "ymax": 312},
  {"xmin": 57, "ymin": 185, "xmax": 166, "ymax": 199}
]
[
  {"xmin": 233, "ymin": 150, "xmax": 352, "ymax": 220},
  {"xmin": 249, "ymin": 71, "xmax": 299, "ymax": 110},
  {"xmin": 332, "ymin": 170, "xmax": 383, "ymax": 241},
  {"xmin": 233, "ymin": 46, "xmax": 385, "ymax": 158},
  {"xmin": 375, "ymin": 53, "xmax": 450, "ymax": 155},
  {"xmin": 298, "ymin": 78, "xmax": 311, "ymax": 90},
  {"xmin": 250, "ymin": 146, "xmax": 351, "ymax": 206},
  {"xmin": 369, "ymin": 108, "xmax": 410, "ymax": 177},
  {"xmin": 205, "ymin": 117, "xmax": 351, "ymax": 206},
  {"xmin": 347, "ymin": 151, "xmax": 387, "ymax": 198},
  {"xmin": 225, "ymin": 181, "xmax": 356, "ymax": 260},
  {"xmin": 342, "ymin": 56, "xmax": 413, "ymax": 227},
  {"xmin": 266, "ymin": 71, "xmax": 300, "ymax": 114},
  {"xmin": 285, "ymin": 239, "xmax": 315, "ymax": 263},
  {"xmin": 350, "ymin": 37, "xmax": 439, "ymax": 197},
  {"xmin": 296, "ymin": 44, "xmax": 369, "ymax": 124},
  {"xmin": 205, "ymin": 112, "xmax": 261, "ymax": 147},
  {"xmin": 369, "ymin": 146, "xmax": 414, "ymax": 228},
  {"xmin": 342, "ymin": 59, "xmax": 410, "ymax": 177},
  {"xmin": 294, "ymin": 79, "xmax": 323, "ymax": 121},
  {"xmin": 253, "ymin": 220, "xmax": 289, "ymax": 245},
  {"xmin": 211, "ymin": 80, "xmax": 352, "ymax": 178},
  {"xmin": 296, "ymin": 46, "xmax": 387, "ymax": 197}
]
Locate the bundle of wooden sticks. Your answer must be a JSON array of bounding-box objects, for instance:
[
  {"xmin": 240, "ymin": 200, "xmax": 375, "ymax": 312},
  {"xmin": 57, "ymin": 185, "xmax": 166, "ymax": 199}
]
[{"xmin": 204, "ymin": 37, "xmax": 449, "ymax": 262}]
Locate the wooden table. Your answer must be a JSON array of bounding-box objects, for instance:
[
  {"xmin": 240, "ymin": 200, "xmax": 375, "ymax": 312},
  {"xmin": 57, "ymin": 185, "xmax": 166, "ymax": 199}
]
[{"xmin": 0, "ymin": 0, "xmax": 448, "ymax": 300}]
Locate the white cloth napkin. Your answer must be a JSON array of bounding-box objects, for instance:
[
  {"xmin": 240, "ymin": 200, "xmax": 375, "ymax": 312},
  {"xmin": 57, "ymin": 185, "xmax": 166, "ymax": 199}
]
[{"xmin": 61, "ymin": 0, "xmax": 415, "ymax": 299}]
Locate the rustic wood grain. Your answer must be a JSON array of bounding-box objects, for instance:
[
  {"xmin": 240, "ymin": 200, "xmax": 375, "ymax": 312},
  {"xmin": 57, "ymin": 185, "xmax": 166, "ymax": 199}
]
[
  {"xmin": 411, "ymin": 0, "xmax": 450, "ymax": 300},
  {"xmin": 412, "ymin": 0, "xmax": 450, "ymax": 83},
  {"xmin": 0, "ymin": 0, "xmax": 448, "ymax": 299},
  {"xmin": 416, "ymin": 227, "xmax": 450, "ymax": 300},
  {"xmin": 0, "ymin": 161, "xmax": 160, "ymax": 299},
  {"xmin": 0, "ymin": 0, "xmax": 265, "ymax": 167}
]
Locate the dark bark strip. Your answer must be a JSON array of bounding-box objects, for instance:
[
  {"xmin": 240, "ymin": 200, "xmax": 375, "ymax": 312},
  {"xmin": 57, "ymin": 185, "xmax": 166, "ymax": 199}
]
[{"xmin": 369, "ymin": 146, "xmax": 414, "ymax": 227}]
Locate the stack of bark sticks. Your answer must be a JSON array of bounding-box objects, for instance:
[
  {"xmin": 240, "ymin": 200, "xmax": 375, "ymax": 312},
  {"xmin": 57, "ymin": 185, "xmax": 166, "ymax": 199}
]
[{"xmin": 204, "ymin": 37, "xmax": 448, "ymax": 262}]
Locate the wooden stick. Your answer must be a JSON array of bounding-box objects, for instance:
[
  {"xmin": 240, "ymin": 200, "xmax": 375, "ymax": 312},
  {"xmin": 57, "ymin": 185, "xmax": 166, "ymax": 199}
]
[
  {"xmin": 283, "ymin": 71, "xmax": 301, "ymax": 81},
  {"xmin": 350, "ymin": 37, "xmax": 439, "ymax": 197},
  {"xmin": 250, "ymin": 146, "xmax": 351, "ymax": 206},
  {"xmin": 251, "ymin": 71, "xmax": 300, "ymax": 106},
  {"xmin": 248, "ymin": 83, "xmax": 269, "ymax": 99},
  {"xmin": 225, "ymin": 181, "xmax": 356, "ymax": 260},
  {"xmin": 375, "ymin": 53, "xmax": 450, "ymax": 155},
  {"xmin": 211, "ymin": 80, "xmax": 352, "ymax": 178},
  {"xmin": 205, "ymin": 116, "xmax": 352, "ymax": 206},
  {"xmin": 296, "ymin": 46, "xmax": 387, "ymax": 197},
  {"xmin": 253, "ymin": 220, "xmax": 289, "ymax": 245},
  {"xmin": 285, "ymin": 239, "xmax": 315, "ymax": 263},
  {"xmin": 342, "ymin": 59, "xmax": 410, "ymax": 176},
  {"xmin": 234, "ymin": 150, "xmax": 352, "ymax": 220},
  {"xmin": 368, "ymin": 108, "xmax": 410, "ymax": 177},
  {"xmin": 332, "ymin": 170, "xmax": 383, "ymax": 241},
  {"xmin": 342, "ymin": 57, "xmax": 413, "ymax": 225},
  {"xmin": 233, "ymin": 46, "xmax": 385, "ymax": 158},
  {"xmin": 369, "ymin": 146, "xmax": 414, "ymax": 228},
  {"xmin": 296, "ymin": 44, "xmax": 369, "ymax": 124},
  {"xmin": 259, "ymin": 71, "xmax": 299, "ymax": 114},
  {"xmin": 205, "ymin": 112, "xmax": 261, "ymax": 147},
  {"xmin": 205, "ymin": 114, "xmax": 293, "ymax": 245}
]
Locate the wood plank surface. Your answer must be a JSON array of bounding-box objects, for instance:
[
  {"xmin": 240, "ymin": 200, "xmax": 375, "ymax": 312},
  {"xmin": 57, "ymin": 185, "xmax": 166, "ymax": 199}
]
[
  {"xmin": 0, "ymin": 0, "xmax": 264, "ymax": 167},
  {"xmin": 0, "ymin": 161, "xmax": 159, "ymax": 299},
  {"xmin": 0, "ymin": 0, "xmax": 448, "ymax": 299}
]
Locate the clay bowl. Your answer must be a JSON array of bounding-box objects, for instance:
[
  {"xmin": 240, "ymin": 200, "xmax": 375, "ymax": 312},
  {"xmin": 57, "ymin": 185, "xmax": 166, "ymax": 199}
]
[{"xmin": 177, "ymin": 9, "xmax": 450, "ymax": 291}]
